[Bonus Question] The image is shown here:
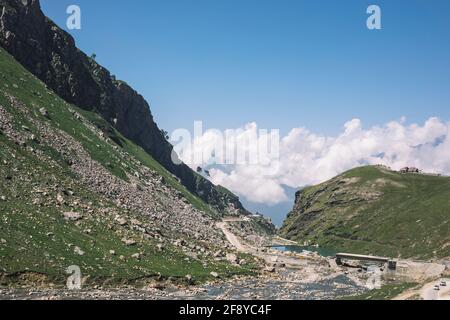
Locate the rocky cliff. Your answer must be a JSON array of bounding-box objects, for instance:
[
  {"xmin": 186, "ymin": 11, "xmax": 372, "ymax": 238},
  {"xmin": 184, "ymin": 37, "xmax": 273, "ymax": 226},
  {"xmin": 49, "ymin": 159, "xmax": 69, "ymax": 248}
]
[
  {"xmin": 0, "ymin": 0, "xmax": 247, "ymax": 215},
  {"xmin": 0, "ymin": 45, "xmax": 264, "ymax": 283}
]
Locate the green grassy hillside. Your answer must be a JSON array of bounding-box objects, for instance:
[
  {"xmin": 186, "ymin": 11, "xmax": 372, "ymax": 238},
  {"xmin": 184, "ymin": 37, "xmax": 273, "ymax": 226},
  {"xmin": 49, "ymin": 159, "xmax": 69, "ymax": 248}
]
[
  {"xmin": 280, "ymin": 165, "xmax": 450, "ymax": 259},
  {"xmin": 0, "ymin": 48, "xmax": 257, "ymax": 286}
]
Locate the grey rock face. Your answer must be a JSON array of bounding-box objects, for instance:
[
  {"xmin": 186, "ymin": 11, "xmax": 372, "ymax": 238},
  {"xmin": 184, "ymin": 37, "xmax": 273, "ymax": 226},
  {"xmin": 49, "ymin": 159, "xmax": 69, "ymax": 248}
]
[{"xmin": 0, "ymin": 0, "xmax": 248, "ymax": 215}]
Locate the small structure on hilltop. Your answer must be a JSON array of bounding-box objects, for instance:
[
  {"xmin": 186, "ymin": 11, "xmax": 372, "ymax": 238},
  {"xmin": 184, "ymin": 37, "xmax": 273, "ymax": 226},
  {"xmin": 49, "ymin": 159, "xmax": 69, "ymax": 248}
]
[{"xmin": 400, "ymin": 167, "xmax": 421, "ymax": 174}]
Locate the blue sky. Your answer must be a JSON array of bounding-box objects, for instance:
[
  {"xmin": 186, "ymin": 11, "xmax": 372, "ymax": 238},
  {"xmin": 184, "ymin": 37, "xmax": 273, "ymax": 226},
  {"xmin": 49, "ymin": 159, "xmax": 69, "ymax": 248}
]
[
  {"xmin": 40, "ymin": 1, "xmax": 450, "ymax": 225},
  {"xmin": 41, "ymin": 0, "xmax": 450, "ymax": 136}
]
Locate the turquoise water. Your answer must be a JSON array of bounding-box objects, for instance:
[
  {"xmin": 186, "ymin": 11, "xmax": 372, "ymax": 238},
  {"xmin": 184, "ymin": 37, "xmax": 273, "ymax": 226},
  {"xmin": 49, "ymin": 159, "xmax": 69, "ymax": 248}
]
[{"xmin": 272, "ymin": 245, "xmax": 337, "ymax": 257}]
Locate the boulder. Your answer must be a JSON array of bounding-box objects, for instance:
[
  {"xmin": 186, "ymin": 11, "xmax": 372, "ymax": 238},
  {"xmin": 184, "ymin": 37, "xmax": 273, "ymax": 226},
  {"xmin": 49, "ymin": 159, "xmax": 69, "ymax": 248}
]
[
  {"xmin": 226, "ymin": 253, "xmax": 239, "ymax": 264},
  {"xmin": 39, "ymin": 107, "xmax": 49, "ymax": 118},
  {"xmin": 264, "ymin": 266, "xmax": 276, "ymax": 273},
  {"xmin": 121, "ymin": 238, "xmax": 136, "ymax": 246},
  {"xmin": 131, "ymin": 253, "xmax": 140, "ymax": 260},
  {"xmin": 116, "ymin": 218, "xmax": 127, "ymax": 226},
  {"xmin": 74, "ymin": 246, "xmax": 85, "ymax": 256},
  {"xmin": 130, "ymin": 219, "xmax": 142, "ymax": 226},
  {"xmin": 56, "ymin": 193, "xmax": 64, "ymax": 204},
  {"xmin": 213, "ymin": 250, "xmax": 225, "ymax": 258},
  {"xmin": 63, "ymin": 211, "xmax": 82, "ymax": 221},
  {"xmin": 130, "ymin": 182, "xmax": 142, "ymax": 191}
]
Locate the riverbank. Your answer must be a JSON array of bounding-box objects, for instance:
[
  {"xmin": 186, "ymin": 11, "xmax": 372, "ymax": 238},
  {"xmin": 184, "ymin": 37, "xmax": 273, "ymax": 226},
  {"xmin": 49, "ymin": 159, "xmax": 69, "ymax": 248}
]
[{"xmin": 1, "ymin": 218, "xmax": 447, "ymax": 300}]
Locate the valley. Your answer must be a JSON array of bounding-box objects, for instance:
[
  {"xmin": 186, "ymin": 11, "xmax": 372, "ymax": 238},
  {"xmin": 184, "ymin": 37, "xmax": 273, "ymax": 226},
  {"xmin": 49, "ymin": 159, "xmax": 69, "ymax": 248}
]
[
  {"xmin": 1, "ymin": 213, "xmax": 448, "ymax": 300},
  {"xmin": 0, "ymin": 0, "xmax": 449, "ymax": 302},
  {"xmin": 0, "ymin": 218, "xmax": 369, "ymax": 300}
]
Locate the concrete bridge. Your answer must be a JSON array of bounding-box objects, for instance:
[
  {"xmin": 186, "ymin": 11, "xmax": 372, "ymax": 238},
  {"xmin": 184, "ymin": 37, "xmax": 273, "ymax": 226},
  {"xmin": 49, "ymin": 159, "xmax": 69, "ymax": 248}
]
[{"xmin": 336, "ymin": 253, "xmax": 397, "ymax": 270}]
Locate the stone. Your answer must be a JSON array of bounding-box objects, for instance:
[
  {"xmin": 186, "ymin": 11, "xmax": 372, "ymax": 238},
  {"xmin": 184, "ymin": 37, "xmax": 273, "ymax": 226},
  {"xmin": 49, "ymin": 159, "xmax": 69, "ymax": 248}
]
[
  {"xmin": 130, "ymin": 182, "xmax": 142, "ymax": 191},
  {"xmin": 213, "ymin": 250, "xmax": 224, "ymax": 258},
  {"xmin": 210, "ymin": 272, "xmax": 219, "ymax": 278},
  {"xmin": 130, "ymin": 219, "xmax": 142, "ymax": 226},
  {"xmin": 174, "ymin": 239, "xmax": 186, "ymax": 247},
  {"xmin": 56, "ymin": 193, "xmax": 64, "ymax": 204},
  {"xmin": 74, "ymin": 246, "xmax": 85, "ymax": 256},
  {"xmin": 264, "ymin": 266, "xmax": 276, "ymax": 273},
  {"xmin": 0, "ymin": 196, "xmax": 6, "ymax": 201},
  {"xmin": 121, "ymin": 238, "xmax": 136, "ymax": 246},
  {"xmin": 109, "ymin": 250, "xmax": 116, "ymax": 256},
  {"xmin": 39, "ymin": 107, "xmax": 49, "ymax": 117},
  {"xmin": 63, "ymin": 211, "xmax": 82, "ymax": 221},
  {"xmin": 116, "ymin": 218, "xmax": 127, "ymax": 226},
  {"xmin": 131, "ymin": 253, "xmax": 140, "ymax": 260},
  {"xmin": 226, "ymin": 253, "xmax": 239, "ymax": 264},
  {"xmin": 185, "ymin": 252, "xmax": 198, "ymax": 260}
]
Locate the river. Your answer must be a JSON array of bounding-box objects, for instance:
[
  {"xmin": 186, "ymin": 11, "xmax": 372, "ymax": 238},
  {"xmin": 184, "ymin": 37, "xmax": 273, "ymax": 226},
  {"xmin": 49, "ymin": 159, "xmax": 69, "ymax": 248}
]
[{"xmin": 272, "ymin": 245, "xmax": 337, "ymax": 257}]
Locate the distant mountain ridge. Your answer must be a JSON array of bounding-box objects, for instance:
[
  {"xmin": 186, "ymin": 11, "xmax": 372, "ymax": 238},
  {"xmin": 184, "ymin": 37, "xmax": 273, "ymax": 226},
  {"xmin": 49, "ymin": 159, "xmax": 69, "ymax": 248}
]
[
  {"xmin": 0, "ymin": 0, "xmax": 248, "ymax": 215},
  {"xmin": 280, "ymin": 165, "xmax": 450, "ymax": 259}
]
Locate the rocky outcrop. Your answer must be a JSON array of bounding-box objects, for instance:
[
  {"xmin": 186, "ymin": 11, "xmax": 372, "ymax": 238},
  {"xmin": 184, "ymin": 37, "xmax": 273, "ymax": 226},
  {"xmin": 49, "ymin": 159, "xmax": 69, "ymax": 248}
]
[{"xmin": 0, "ymin": 0, "xmax": 248, "ymax": 215}]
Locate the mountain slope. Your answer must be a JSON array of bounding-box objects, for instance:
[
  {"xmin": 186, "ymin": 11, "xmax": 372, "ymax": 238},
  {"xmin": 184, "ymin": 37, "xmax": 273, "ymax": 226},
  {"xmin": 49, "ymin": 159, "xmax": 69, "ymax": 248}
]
[
  {"xmin": 0, "ymin": 47, "xmax": 258, "ymax": 285},
  {"xmin": 280, "ymin": 165, "xmax": 450, "ymax": 259},
  {"xmin": 0, "ymin": 0, "xmax": 247, "ymax": 215}
]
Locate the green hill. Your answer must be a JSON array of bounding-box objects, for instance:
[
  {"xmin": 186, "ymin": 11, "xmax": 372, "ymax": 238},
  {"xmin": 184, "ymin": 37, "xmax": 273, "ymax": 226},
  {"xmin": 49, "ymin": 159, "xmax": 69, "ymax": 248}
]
[
  {"xmin": 0, "ymin": 48, "xmax": 257, "ymax": 286},
  {"xmin": 280, "ymin": 165, "xmax": 450, "ymax": 259}
]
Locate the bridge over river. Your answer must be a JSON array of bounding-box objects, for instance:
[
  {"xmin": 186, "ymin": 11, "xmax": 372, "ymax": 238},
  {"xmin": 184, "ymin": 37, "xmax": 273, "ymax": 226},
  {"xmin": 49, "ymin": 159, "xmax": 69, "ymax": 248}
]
[{"xmin": 336, "ymin": 253, "xmax": 397, "ymax": 270}]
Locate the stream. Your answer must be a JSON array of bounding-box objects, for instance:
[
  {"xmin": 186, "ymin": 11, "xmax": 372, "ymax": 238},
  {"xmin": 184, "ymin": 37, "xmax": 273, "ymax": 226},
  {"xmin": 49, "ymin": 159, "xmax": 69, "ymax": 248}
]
[
  {"xmin": 184, "ymin": 246, "xmax": 367, "ymax": 300},
  {"xmin": 272, "ymin": 245, "xmax": 337, "ymax": 257}
]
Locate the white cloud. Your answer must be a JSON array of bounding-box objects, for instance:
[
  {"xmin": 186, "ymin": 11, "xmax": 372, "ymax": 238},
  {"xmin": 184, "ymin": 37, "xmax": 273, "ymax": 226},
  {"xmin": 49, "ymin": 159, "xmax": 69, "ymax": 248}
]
[
  {"xmin": 211, "ymin": 168, "xmax": 288, "ymax": 205},
  {"xmin": 179, "ymin": 117, "xmax": 450, "ymax": 205}
]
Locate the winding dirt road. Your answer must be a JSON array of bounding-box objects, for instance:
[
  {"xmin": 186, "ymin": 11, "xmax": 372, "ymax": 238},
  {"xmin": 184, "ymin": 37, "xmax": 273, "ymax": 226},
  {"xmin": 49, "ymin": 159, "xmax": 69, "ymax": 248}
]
[
  {"xmin": 216, "ymin": 221, "xmax": 251, "ymax": 252},
  {"xmin": 216, "ymin": 220, "xmax": 311, "ymax": 268}
]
